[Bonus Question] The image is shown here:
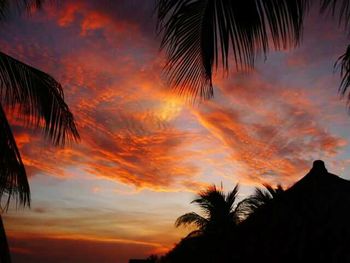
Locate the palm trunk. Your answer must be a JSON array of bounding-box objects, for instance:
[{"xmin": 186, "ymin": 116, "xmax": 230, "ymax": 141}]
[{"xmin": 0, "ymin": 215, "xmax": 11, "ymax": 263}]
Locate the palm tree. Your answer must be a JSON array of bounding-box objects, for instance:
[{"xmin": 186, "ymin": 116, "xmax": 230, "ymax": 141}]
[
  {"xmin": 156, "ymin": 0, "xmax": 350, "ymax": 102},
  {"xmin": 237, "ymin": 184, "xmax": 284, "ymax": 221},
  {"xmin": 171, "ymin": 185, "xmax": 241, "ymax": 263},
  {"xmin": 0, "ymin": 1, "xmax": 79, "ymax": 262},
  {"xmin": 175, "ymin": 184, "xmax": 240, "ymax": 237}
]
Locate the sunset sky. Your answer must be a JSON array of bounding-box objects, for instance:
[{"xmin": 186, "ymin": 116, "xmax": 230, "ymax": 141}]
[{"xmin": 2, "ymin": 1, "xmax": 350, "ymax": 262}]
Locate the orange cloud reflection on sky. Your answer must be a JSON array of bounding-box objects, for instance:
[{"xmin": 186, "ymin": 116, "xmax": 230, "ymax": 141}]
[{"xmin": 2, "ymin": 1, "xmax": 350, "ymax": 262}]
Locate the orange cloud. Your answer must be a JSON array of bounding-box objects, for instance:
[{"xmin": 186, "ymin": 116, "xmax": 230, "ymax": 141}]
[
  {"xmin": 1, "ymin": 4, "xmax": 350, "ymax": 263},
  {"xmin": 192, "ymin": 73, "xmax": 347, "ymax": 186},
  {"xmin": 1, "ymin": 0, "xmax": 348, "ymax": 194},
  {"xmin": 0, "ymin": 7, "xmax": 205, "ymax": 192},
  {"xmin": 56, "ymin": 2, "xmax": 82, "ymax": 27}
]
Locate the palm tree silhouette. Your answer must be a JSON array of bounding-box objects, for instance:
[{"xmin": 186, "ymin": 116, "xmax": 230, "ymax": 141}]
[
  {"xmin": 0, "ymin": 1, "xmax": 79, "ymax": 262},
  {"xmin": 175, "ymin": 184, "xmax": 240, "ymax": 237},
  {"xmin": 156, "ymin": 0, "xmax": 350, "ymax": 102},
  {"xmin": 163, "ymin": 161, "xmax": 350, "ymax": 262},
  {"xmin": 162, "ymin": 185, "xmax": 241, "ymax": 263},
  {"xmin": 237, "ymin": 184, "xmax": 284, "ymax": 220},
  {"xmin": 0, "ymin": 0, "xmax": 79, "ymax": 208}
]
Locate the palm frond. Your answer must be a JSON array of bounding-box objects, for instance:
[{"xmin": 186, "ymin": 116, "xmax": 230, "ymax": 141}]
[
  {"xmin": 225, "ymin": 184, "xmax": 239, "ymax": 210},
  {"xmin": 335, "ymin": 45, "xmax": 350, "ymax": 106},
  {"xmin": 157, "ymin": 0, "xmax": 214, "ymax": 100},
  {"xmin": 0, "ymin": 0, "xmax": 46, "ymax": 20},
  {"xmin": 0, "ymin": 104, "xmax": 30, "ymax": 209},
  {"xmin": 177, "ymin": 184, "xmax": 242, "ymax": 238},
  {"xmin": 320, "ymin": 1, "xmax": 350, "ymax": 109},
  {"xmin": 320, "ymin": 0, "xmax": 350, "ymax": 29},
  {"xmin": 253, "ymin": 188, "xmax": 270, "ymax": 203},
  {"xmin": 0, "ymin": 52, "xmax": 79, "ymax": 145},
  {"xmin": 235, "ymin": 198, "xmax": 255, "ymax": 222},
  {"xmin": 192, "ymin": 185, "xmax": 227, "ymax": 216},
  {"xmin": 156, "ymin": 0, "xmax": 308, "ymax": 100},
  {"xmin": 235, "ymin": 192, "xmax": 262, "ymax": 218},
  {"xmin": 175, "ymin": 212, "xmax": 208, "ymax": 228},
  {"xmin": 256, "ymin": 0, "xmax": 308, "ymax": 50},
  {"xmin": 236, "ymin": 184, "xmax": 284, "ymax": 221},
  {"xmin": 266, "ymin": 183, "xmax": 284, "ymax": 197}
]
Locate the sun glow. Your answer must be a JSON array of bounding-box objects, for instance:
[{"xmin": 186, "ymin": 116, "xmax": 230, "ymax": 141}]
[{"xmin": 156, "ymin": 96, "xmax": 184, "ymax": 122}]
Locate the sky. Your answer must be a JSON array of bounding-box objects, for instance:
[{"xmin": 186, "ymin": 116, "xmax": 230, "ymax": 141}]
[{"xmin": 1, "ymin": 1, "xmax": 350, "ymax": 262}]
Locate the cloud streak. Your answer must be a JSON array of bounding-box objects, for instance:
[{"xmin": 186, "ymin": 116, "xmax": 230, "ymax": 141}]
[{"xmin": 1, "ymin": 2, "xmax": 350, "ymax": 262}]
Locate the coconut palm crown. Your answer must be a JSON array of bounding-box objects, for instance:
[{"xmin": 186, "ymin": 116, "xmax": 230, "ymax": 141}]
[{"xmin": 175, "ymin": 184, "xmax": 241, "ymax": 237}]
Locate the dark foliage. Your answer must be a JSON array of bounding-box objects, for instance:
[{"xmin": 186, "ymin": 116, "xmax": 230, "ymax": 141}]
[
  {"xmin": 335, "ymin": 45, "xmax": 350, "ymax": 107},
  {"xmin": 161, "ymin": 160, "xmax": 350, "ymax": 263},
  {"xmin": 156, "ymin": 0, "xmax": 307, "ymax": 101},
  {"xmin": 0, "ymin": 0, "xmax": 46, "ymax": 20},
  {"xmin": 156, "ymin": 0, "xmax": 350, "ymax": 104},
  {"xmin": 162, "ymin": 185, "xmax": 241, "ymax": 263},
  {"xmin": 0, "ymin": 1, "xmax": 79, "ymax": 208},
  {"xmin": 0, "ymin": 52, "xmax": 79, "ymax": 146},
  {"xmin": 236, "ymin": 183, "xmax": 284, "ymax": 221},
  {"xmin": 175, "ymin": 185, "xmax": 240, "ymax": 237},
  {"xmin": 0, "ymin": 105, "xmax": 29, "ymax": 208}
]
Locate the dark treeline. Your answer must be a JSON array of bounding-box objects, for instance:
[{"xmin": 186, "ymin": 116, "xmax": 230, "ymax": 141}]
[{"xmin": 150, "ymin": 160, "xmax": 350, "ymax": 263}]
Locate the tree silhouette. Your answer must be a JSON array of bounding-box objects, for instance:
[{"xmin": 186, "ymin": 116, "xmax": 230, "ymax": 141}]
[
  {"xmin": 0, "ymin": 1, "xmax": 79, "ymax": 262},
  {"xmin": 175, "ymin": 184, "xmax": 240, "ymax": 237},
  {"xmin": 237, "ymin": 184, "xmax": 284, "ymax": 220},
  {"xmin": 156, "ymin": 0, "xmax": 350, "ymax": 102},
  {"xmin": 162, "ymin": 161, "xmax": 350, "ymax": 262},
  {"xmin": 0, "ymin": 0, "xmax": 45, "ymax": 19},
  {"xmin": 167, "ymin": 185, "xmax": 241, "ymax": 263},
  {"xmin": 0, "ymin": 0, "xmax": 79, "ymax": 209}
]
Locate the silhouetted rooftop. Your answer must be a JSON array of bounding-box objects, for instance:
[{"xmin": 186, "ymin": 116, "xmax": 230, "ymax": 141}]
[
  {"xmin": 311, "ymin": 160, "xmax": 327, "ymax": 172},
  {"xmin": 235, "ymin": 159, "xmax": 350, "ymax": 262}
]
